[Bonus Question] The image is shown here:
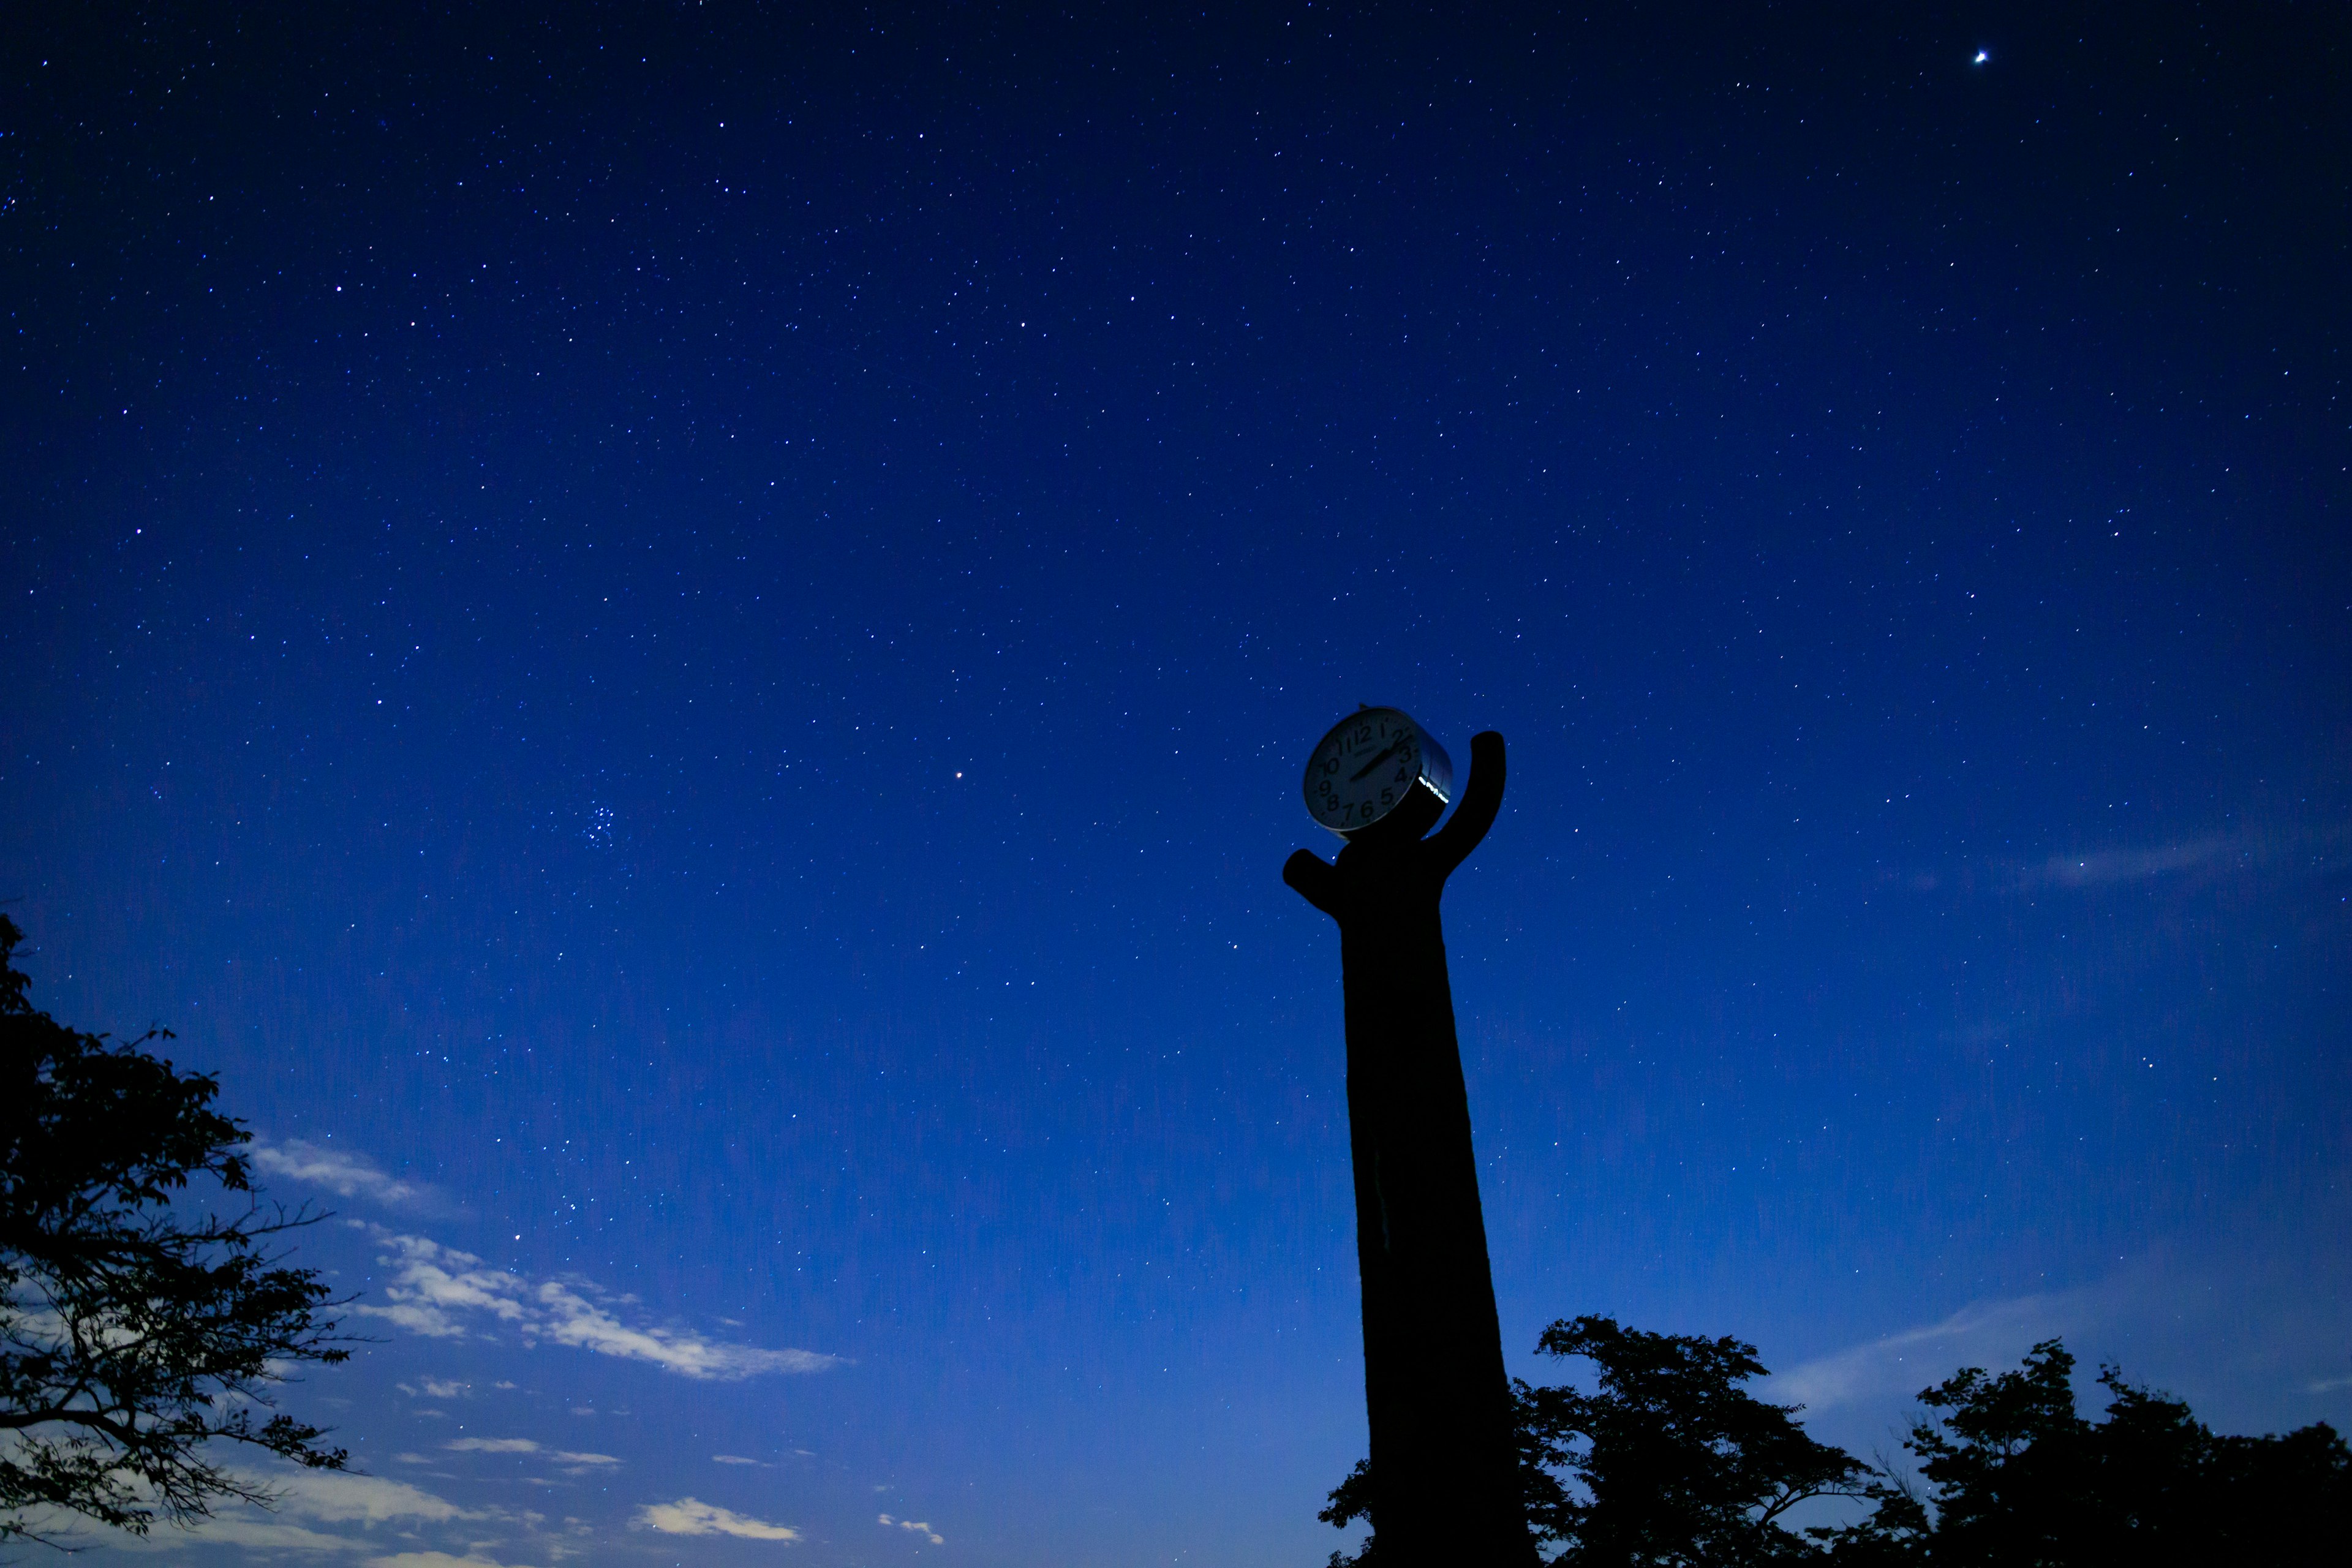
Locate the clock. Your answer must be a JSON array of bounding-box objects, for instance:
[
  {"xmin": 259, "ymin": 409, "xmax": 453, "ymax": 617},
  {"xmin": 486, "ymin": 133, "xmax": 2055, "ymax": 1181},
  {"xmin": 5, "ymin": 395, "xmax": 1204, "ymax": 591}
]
[{"xmin": 1302, "ymin": 707, "xmax": 1454, "ymax": 836}]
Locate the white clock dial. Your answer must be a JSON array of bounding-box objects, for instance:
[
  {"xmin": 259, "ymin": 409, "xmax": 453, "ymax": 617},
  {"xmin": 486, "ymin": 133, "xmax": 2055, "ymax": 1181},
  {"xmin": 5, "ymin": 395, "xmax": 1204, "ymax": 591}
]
[{"xmin": 1302, "ymin": 707, "xmax": 1449, "ymax": 835}]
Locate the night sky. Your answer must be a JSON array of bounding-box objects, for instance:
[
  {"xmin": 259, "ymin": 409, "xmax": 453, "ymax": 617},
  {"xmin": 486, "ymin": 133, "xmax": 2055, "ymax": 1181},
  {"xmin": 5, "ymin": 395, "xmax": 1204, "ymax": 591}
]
[{"xmin": 6, "ymin": 4, "xmax": 2349, "ymax": 1564}]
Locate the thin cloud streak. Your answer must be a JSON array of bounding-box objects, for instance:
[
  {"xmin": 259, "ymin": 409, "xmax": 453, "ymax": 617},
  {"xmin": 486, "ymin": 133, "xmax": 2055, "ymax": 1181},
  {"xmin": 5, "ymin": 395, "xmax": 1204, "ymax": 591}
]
[
  {"xmin": 443, "ymin": 1438, "xmax": 619, "ymax": 1470},
  {"xmin": 399, "ymin": 1378, "xmax": 472, "ymax": 1399},
  {"xmin": 881, "ymin": 1512, "xmax": 946, "ymax": 1545},
  {"xmin": 249, "ymin": 1138, "xmax": 437, "ymax": 1209},
  {"xmin": 260, "ymin": 1467, "xmax": 480, "ymax": 1526},
  {"xmin": 2007, "ymin": 822, "xmax": 2350, "ymax": 892},
  {"xmin": 634, "ymin": 1498, "xmax": 801, "ymax": 1540},
  {"xmin": 350, "ymin": 1227, "xmax": 840, "ymax": 1381},
  {"xmin": 88, "ymin": 1466, "xmax": 484, "ymax": 1555},
  {"xmin": 1769, "ymin": 1291, "xmax": 2082, "ymax": 1412},
  {"xmin": 2026, "ymin": 837, "xmax": 2235, "ymax": 889}
]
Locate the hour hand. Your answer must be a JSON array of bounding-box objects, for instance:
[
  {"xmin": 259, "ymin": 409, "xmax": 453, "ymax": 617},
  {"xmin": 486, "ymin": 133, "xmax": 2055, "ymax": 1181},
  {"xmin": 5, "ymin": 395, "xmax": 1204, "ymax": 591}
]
[{"xmin": 1349, "ymin": 738, "xmax": 1408, "ymax": 781}]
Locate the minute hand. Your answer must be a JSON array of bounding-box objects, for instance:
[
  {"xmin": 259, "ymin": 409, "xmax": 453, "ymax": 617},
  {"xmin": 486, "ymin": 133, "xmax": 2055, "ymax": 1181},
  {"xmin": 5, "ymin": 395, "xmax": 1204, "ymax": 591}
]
[{"xmin": 1349, "ymin": 737, "xmax": 1409, "ymax": 782}]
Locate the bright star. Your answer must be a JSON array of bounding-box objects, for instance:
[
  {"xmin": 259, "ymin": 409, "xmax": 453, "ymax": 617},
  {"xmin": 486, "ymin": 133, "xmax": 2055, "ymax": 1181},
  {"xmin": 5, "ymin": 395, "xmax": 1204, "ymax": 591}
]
[{"xmin": 1973, "ymin": 50, "xmax": 1990, "ymax": 65}]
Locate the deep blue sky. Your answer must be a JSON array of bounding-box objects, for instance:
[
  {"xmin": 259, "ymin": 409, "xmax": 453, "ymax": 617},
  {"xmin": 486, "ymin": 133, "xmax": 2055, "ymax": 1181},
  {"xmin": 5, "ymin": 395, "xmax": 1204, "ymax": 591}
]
[{"xmin": 6, "ymin": 4, "xmax": 2348, "ymax": 1564}]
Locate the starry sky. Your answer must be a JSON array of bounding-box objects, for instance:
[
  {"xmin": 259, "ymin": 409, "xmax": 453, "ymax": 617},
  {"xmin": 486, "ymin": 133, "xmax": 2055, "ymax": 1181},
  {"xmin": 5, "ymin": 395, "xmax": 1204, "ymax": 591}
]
[{"xmin": 4, "ymin": 4, "xmax": 2348, "ymax": 1564}]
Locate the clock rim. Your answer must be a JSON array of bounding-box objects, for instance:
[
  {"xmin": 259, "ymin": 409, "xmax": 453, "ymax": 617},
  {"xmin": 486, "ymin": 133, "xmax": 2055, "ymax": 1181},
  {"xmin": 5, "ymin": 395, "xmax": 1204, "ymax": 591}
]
[{"xmin": 1300, "ymin": 707, "xmax": 1454, "ymax": 834}]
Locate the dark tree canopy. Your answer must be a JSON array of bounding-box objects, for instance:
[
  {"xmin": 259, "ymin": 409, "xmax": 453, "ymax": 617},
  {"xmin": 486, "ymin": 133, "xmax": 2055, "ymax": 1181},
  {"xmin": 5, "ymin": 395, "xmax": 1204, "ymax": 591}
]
[
  {"xmin": 1321, "ymin": 1321, "xmax": 2348, "ymax": 1566},
  {"xmin": 0, "ymin": 914, "xmax": 350, "ymax": 1546},
  {"xmin": 1520, "ymin": 1316, "xmax": 1874, "ymax": 1566},
  {"xmin": 1892, "ymin": 1338, "xmax": 2348, "ymax": 1566},
  {"xmin": 1322, "ymin": 1315, "xmax": 1872, "ymax": 1566}
]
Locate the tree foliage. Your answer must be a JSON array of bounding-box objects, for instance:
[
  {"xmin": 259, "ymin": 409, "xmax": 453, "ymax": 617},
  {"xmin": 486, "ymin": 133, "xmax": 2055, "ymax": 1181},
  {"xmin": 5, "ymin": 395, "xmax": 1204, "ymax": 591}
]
[
  {"xmin": 1321, "ymin": 1320, "xmax": 2349, "ymax": 1566},
  {"xmin": 0, "ymin": 914, "xmax": 350, "ymax": 1546},
  {"xmin": 1322, "ymin": 1315, "xmax": 1872, "ymax": 1566},
  {"xmin": 1886, "ymin": 1337, "xmax": 2348, "ymax": 1565},
  {"xmin": 1520, "ymin": 1316, "xmax": 1875, "ymax": 1565}
]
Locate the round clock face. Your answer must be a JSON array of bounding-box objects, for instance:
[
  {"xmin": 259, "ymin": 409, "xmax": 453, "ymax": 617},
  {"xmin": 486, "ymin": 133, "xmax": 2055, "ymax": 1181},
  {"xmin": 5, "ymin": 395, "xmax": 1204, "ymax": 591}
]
[{"xmin": 1302, "ymin": 707, "xmax": 1450, "ymax": 834}]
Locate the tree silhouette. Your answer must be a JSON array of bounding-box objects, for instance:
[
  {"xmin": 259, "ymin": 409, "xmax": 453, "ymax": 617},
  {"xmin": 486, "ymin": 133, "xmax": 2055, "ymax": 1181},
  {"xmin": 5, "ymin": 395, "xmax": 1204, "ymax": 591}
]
[
  {"xmin": 1882, "ymin": 1337, "xmax": 2350, "ymax": 1564},
  {"xmin": 0, "ymin": 914, "xmax": 350, "ymax": 1547},
  {"xmin": 1321, "ymin": 1315, "xmax": 1872, "ymax": 1566},
  {"xmin": 1321, "ymin": 1322, "xmax": 2349, "ymax": 1564},
  {"xmin": 1522, "ymin": 1316, "xmax": 1874, "ymax": 1566},
  {"xmin": 1317, "ymin": 1387, "xmax": 1573, "ymax": 1568}
]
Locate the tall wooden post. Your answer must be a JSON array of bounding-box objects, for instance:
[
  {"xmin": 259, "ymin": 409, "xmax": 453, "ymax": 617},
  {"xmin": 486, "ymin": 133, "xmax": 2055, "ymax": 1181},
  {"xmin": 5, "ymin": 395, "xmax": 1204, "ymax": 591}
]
[{"xmin": 1284, "ymin": 729, "xmax": 1530, "ymax": 1565}]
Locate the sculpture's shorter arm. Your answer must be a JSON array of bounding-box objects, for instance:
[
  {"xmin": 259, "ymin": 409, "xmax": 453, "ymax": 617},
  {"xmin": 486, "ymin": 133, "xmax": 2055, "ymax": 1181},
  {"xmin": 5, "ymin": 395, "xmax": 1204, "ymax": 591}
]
[
  {"xmin": 1283, "ymin": 848, "xmax": 1343, "ymax": 918},
  {"xmin": 1428, "ymin": 730, "xmax": 1506, "ymax": 881}
]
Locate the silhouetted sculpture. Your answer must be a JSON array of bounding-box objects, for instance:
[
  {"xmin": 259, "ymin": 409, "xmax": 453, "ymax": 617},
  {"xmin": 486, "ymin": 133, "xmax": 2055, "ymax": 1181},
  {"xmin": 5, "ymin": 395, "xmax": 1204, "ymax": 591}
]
[{"xmin": 1284, "ymin": 730, "xmax": 1532, "ymax": 1566}]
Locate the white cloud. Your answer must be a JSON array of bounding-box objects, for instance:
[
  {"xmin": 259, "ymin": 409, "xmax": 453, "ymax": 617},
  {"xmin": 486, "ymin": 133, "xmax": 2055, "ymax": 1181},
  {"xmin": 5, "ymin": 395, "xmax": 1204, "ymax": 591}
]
[
  {"xmin": 269, "ymin": 1467, "xmax": 479, "ymax": 1526},
  {"xmin": 880, "ymin": 1513, "xmax": 946, "ymax": 1545},
  {"xmin": 2009, "ymin": 821, "xmax": 2350, "ymax": 893},
  {"xmin": 442, "ymin": 1438, "xmax": 619, "ymax": 1471},
  {"xmin": 249, "ymin": 1138, "xmax": 435, "ymax": 1208},
  {"xmin": 1770, "ymin": 1291, "xmax": 2082, "ymax": 1413},
  {"xmin": 530, "ymin": 1276, "xmax": 834, "ymax": 1378},
  {"xmin": 348, "ymin": 1232, "xmax": 533, "ymax": 1340},
  {"xmin": 633, "ymin": 1498, "xmax": 801, "ymax": 1541},
  {"xmin": 401, "ymin": 1378, "xmax": 472, "ymax": 1400},
  {"xmin": 2024, "ymin": 837, "xmax": 2233, "ymax": 889},
  {"xmin": 713, "ymin": 1455, "xmax": 761, "ymax": 1465},
  {"xmin": 79, "ymin": 1468, "xmax": 481, "ymax": 1554},
  {"xmin": 69, "ymin": 1463, "xmax": 576, "ymax": 1563},
  {"xmin": 351, "ymin": 1230, "xmax": 839, "ymax": 1381},
  {"xmin": 120, "ymin": 1515, "xmax": 377, "ymax": 1553}
]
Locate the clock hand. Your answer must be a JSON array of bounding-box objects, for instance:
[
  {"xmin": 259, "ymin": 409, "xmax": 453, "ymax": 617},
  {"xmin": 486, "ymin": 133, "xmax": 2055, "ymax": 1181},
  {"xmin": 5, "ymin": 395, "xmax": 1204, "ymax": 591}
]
[{"xmin": 1349, "ymin": 737, "xmax": 1409, "ymax": 782}]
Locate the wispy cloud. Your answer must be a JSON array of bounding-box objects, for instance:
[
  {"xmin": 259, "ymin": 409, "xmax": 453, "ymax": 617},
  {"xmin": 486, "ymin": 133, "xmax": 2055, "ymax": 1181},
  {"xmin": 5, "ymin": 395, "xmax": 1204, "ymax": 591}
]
[
  {"xmin": 1769, "ymin": 1291, "xmax": 2079, "ymax": 1413},
  {"xmin": 88, "ymin": 1468, "xmax": 483, "ymax": 1554},
  {"xmin": 78, "ymin": 1464, "xmax": 580, "ymax": 1562},
  {"xmin": 118, "ymin": 1523, "xmax": 376, "ymax": 1561},
  {"xmin": 881, "ymin": 1512, "xmax": 946, "ymax": 1545},
  {"xmin": 2022, "ymin": 837, "xmax": 2235, "ymax": 889},
  {"xmin": 443, "ymin": 1438, "xmax": 619, "ymax": 1473},
  {"xmin": 129, "ymin": 1517, "xmax": 379, "ymax": 1553},
  {"xmin": 634, "ymin": 1498, "xmax": 801, "ymax": 1540},
  {"xmin": 266, "ymin": 1467, "xmax": 481, "ymax": 1526},
  {"xmin": 250, "ymin": 1137, "xmax": 436, "ymax": 1209},
  {"xmin": 2007, "ymin": 822, "xmax": 2350, "ymax": 894},
  {"xmin": 350, "ymin": 1229, "xmax": 840, "ymax": 1381}
]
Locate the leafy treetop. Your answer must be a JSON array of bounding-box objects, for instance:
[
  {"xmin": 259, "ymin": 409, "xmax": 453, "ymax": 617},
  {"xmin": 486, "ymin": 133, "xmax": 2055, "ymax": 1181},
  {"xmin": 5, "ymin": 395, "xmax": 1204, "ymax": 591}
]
[{"xmin": 1, "ymin": 913, "xmax": 352, "ymax": 1548}]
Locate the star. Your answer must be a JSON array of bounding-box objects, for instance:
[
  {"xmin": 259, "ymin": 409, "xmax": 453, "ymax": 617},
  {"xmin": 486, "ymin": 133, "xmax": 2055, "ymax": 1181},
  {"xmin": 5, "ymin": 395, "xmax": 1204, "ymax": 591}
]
[{"xmin": 1973, "ymin": 50, "xmax": 1991, "ymax": 65}]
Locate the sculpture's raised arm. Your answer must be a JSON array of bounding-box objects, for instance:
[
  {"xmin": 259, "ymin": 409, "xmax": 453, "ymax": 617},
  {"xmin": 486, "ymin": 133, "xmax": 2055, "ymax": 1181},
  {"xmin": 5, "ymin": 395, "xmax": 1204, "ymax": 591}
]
[
  {"xmin": 1283, "ymin": 848, "xmax": 1343, "ymax": 918},
  {"xmin": 1428, "ymin": 729, "xmax": 1505, "ymax": 880}
]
